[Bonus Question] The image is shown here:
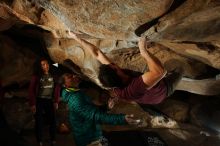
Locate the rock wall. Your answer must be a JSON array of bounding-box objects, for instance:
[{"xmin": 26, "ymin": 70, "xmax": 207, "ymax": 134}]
[
  {"xmin": 0, "ymin": 0, "xmax": 220, "ymax": 86},
  {"xmin": 0, "ymin": 1, "xmax": 220, "ymax": 145},
  {"xmin": 0, "ymin": 35, "xmax": 35, "ymax": 86},
  {"xmin": 144, "ymin": 0, "xmax": 220, "ymax": 68}
]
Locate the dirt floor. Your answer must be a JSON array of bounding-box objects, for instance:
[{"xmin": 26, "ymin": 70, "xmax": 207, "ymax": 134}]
[{"xmin": 23, "ymin": 130, "xmax": 75, "ymax": 146}]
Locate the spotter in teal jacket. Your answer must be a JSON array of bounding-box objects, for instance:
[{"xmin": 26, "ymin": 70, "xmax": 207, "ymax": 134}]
[{"xmin": 61, "ymin": 88, "xmax": 126, "ymax": 146}]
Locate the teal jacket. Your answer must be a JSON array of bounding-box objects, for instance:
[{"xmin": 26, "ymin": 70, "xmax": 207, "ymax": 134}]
[{"xmin": 61, "ymin": 88, "xmax": 126, "ymax": 146}]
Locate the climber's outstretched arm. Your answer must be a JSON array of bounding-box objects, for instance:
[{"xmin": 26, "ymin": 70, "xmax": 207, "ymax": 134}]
[
  {"xmin": 67, "ymin": 31, "xmax": 111, "ymax": 65},
  {"xmin": 138, "ymin": 37, "xmax": 167, "ymax": 89}
]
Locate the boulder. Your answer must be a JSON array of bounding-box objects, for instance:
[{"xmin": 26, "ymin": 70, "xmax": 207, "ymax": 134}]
[
  {"xmin": 1, "ymin": 98, "xmax": 33, "ymax": 132},
  {"xmin": 35, "ymin": 0, "xmax": 174, "ymax": 40},
  {"xmin": 0, "ymin": 35, "xmax": 35, "ymax": 87},
  {"xmin": 190, "ymin": 98, "xmax": 220, "ymax": 133},
  {"xmin": 144, "ymin": 0, "xmax": 220, "ymax": 69},
  {"xmin": 158, "ymin": 99, "xmax": 189, "ymax": 122}
]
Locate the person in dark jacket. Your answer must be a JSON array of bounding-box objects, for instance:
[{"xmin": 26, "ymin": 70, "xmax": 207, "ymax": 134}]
[
  {"xmin": 29, "ymin": 58, "xmax": 61, "ymax": 146},
  {"xmin": 60, "ymin": 73, "xmax": 139, "ymax": 146}
]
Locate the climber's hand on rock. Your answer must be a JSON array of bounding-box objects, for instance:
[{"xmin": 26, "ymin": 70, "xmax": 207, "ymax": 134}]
[
  {"xmin": 66, "ymin": 30, "xmax": 77, "ymax": 39},
  {"xmin": 138, "ymin": 37, "xmax": 153, "ymax": 56}
]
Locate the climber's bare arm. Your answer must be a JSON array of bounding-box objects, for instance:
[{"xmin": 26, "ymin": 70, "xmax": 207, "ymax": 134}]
[
  {"xmin": 67, "ymin": 31, "xmax": 131, "ymax": 83},
  {"xmin": 138, "ymin": 37, "xmax": 167, "ymax": 89},
  {"xmin": 67, "ymin": 31, "xmax": 111, "ymax": 65}
]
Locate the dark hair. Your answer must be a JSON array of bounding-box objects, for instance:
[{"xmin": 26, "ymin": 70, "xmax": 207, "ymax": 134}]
[
  {"xmin": 59, "ymin": 73, "xmax": 71, "ymax": 85},
  {"xmin": 98, "ymin": 64, "xmax": 123, "ymax": 88},
  {"xmin": 33, "ymin": 58, "xmax": 52, "ymax": 76}
]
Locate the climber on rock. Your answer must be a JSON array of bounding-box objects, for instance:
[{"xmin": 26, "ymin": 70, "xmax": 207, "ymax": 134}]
[
  {"xmin": 60, "ymin": 73, "xmax": 140, "ymax": 146},
  {"xmin": 67, "ymin": 31, "xmax": 183, "ymax": 108}
]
